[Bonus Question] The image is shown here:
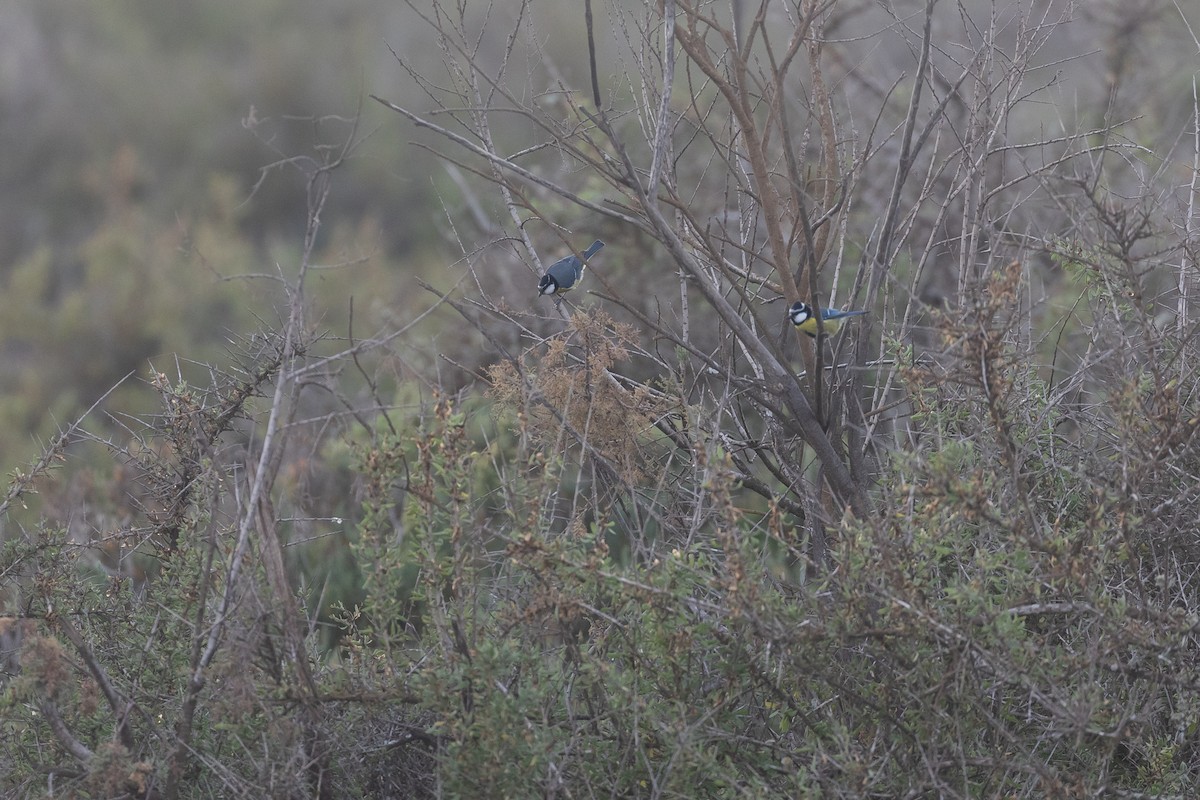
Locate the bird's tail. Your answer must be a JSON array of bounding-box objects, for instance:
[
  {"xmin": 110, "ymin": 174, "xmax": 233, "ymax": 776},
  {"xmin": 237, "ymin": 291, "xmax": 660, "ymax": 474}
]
[{"xmin": 583, "ymin": 240, "xmax": 605, "ymax": 260}]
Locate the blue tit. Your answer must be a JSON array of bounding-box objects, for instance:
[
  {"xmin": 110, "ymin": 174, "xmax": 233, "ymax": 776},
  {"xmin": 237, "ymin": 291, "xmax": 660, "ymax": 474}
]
[
  {"xmin": 787, "ymin": 300, "xmax": 867, "ymax": 337},
  {"xmin": 538, "ymin": 240, "xmax": 605, "ymax": 296}
]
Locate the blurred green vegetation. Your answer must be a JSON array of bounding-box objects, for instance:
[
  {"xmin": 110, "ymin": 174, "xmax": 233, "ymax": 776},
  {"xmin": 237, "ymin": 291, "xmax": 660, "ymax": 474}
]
[{"xmin": 0, "ymin": 0, "xmax": 471, "ymax": 478}]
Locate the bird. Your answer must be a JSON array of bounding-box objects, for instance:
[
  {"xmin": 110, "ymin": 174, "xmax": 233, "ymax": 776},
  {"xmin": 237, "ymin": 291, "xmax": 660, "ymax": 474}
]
[
  {"xmin": 537, "ymin": 240, "xmax": 605, "ymax": 296},
  {"xmin": 787, "ymin": 300, "xmax": 867, "ymax": 337}
]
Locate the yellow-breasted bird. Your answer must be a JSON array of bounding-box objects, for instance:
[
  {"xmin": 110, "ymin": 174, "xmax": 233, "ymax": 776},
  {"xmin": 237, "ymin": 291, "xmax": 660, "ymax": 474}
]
[
  {"xmin": 537, "ymin": 240, "xmax": 605, "ymax": 296},
  {"xmin": 787, "ymin": 300, "xmax": 866, "ymax": 337}
]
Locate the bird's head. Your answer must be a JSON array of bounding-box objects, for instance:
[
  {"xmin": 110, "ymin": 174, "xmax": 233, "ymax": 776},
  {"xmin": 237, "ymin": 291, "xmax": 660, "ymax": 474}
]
[
  {"xmin": 537, "ymin": 274, "xmax": 559, "ymax": 295},
  {"xmin": 787, "ymin": 301, "xmax": 812, "ymax": 327}
]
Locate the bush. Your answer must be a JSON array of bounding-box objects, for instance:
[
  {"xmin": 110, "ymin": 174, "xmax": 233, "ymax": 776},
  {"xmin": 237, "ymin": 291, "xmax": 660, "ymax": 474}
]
[{"xmin": 4, "ymin": 1, "xmax": 1200, "ymax": 798}]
